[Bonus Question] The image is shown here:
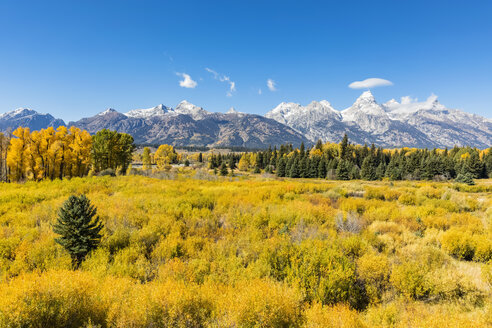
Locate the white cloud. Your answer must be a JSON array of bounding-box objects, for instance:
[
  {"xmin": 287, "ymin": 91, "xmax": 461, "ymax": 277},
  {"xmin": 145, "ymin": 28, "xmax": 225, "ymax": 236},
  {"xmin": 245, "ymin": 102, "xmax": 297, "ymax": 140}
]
[
  {"xmin": 205, "ymin": 67, "xmax": 219, "ymax": 79},
  {"xmin": 348, "ymin": 78, "xmax": 393, "ymax": 89},
  {"xmin": 205, "ymin": 67, "xmax": 236, "ymax": 96},
  {"xmin": 384, "ymin": 94, "xmax": 439, "ymax": 114},
  {"xmin": 267, "ymin": 79, "xmax": 276, "ymax": 91},
  {"xmin": 258, "ymin": 88, "xmax": 262, "ymax": 95},
  {"xmin": 176, "ymin": 73, "xmax": 197, "ymax": 88}
]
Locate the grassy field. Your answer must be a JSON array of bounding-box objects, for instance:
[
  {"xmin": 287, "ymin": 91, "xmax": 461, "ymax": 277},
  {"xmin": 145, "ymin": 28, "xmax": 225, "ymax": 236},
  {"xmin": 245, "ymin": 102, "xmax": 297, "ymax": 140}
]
[{"xmin": 0, "ymin": 175, "xmax": 491, "ymax": 327}]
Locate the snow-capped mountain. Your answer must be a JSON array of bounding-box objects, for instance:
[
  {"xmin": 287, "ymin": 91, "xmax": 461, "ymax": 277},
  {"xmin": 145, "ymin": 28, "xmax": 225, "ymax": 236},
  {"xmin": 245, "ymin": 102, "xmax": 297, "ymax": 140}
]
[
  {"xmin": 0, "ymin": 108, "xmax": 65, "ymax": 132},
  {"xmin": 382, "ymin": 95, "xmax": 492, "ymax": 148},
  {"xmin": 173, "ymin": 100, "xmax": 209, "ymax": 120},
  {"xmin": 265, "ymin": 91, "xmax": 492, "ymax": 148},
  {"xmin": 68, "ymin": 101, "xmax": 307, "ymax": 148},
  {"xmin": 125, "ymin": 104, "xmax": 170, "ymax": 118},
  {"xmin": 1, "ymin": 94, "xmax": 490, "ymax": 148}
]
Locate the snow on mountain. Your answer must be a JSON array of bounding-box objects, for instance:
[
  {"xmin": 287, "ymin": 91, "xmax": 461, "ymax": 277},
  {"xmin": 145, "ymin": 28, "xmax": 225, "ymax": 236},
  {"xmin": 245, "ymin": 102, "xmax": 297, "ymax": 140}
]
[
  {"xmin": 174, "ymin": 100, "xmax": 209, "ymax": 120},
  {"xmin": 226, "ymin": 107, "xmax": 246, "ymax": 116},
  {"xmin": 342, "ymin": 90, "xmax": 387, "ymax": 121},
  {"xmin": 97, "ymin": 108, "xmax": 119, "ymax": 116},
  {"xmin": 125, "ymin": 104, "xmax": 170, "ymax": 118},
  {"xmin": 2, "ymin": 94, "xmax": 491, "ymax": 148},
  {"xmin": 0, "ymin": 108, "xmax": 65, "ymax": 132},
  {"xmin": 266, "ymin": 91, "xmax": 492, "ymax": 148},
  {"xmin": 0, "ymin": 108, "xmax": 38, "ymax": 120}
]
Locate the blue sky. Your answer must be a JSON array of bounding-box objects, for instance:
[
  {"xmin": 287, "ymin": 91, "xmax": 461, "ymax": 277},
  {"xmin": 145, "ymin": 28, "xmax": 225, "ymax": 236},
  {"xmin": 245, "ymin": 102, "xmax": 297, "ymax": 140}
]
[{"xmin": 0, "ymin": 0, "xmax": 491, "ymax": 121}]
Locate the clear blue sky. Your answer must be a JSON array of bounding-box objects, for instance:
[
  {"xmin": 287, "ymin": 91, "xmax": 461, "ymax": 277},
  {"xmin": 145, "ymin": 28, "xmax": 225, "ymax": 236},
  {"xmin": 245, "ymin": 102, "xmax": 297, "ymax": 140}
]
[{"xmin": 0, "ymin": 0, "xmax": 491, "ymax": 121}]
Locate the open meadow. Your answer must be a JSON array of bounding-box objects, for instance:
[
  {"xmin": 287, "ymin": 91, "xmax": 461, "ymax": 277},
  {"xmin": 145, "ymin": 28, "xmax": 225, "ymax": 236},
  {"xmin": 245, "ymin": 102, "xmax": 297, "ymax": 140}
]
[{"xmin": 0, "ymin": 175, "xmax": 491, "ymax": 327}]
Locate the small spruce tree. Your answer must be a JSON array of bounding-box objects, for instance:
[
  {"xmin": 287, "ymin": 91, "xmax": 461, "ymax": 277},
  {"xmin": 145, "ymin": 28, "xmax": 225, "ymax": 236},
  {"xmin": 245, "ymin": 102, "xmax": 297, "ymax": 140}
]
[
  {"xmin": 220, "ymin": 162, "xmax": 229, "ymax": 176},
  {"xmin": 53, "ymin": 194, "xmax": 103, "ymax": 268},
  {"xmin": 336, "ymin": 159, "xmax": 350, "ymax": 180}
]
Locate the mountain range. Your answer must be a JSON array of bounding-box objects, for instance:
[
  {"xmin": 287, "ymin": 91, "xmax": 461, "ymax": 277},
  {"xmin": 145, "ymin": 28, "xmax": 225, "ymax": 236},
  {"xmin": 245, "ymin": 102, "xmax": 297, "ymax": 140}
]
[{"xmin": 1, "ymin": 92, "xmax": 491, "ymax": 148}]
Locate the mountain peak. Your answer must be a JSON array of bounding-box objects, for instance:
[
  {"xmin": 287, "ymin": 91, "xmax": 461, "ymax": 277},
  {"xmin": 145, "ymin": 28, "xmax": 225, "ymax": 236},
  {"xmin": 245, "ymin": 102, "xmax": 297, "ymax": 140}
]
[
  {"xmin": 125, "ymin": 104, "xmax": 169, "ymax": 118},
  {"xmin": 355, "ymin": 90, "xmax": 376, "ymax": 104},
  {"xmin": 226, "ymin": 107, "xmax": 239, "ymax": 114},
  {"xmin": 98, "ymin": 108, "xmax": 118, "ymax": 116},
  {"xmin": 0, "ymin": 107, "xmax": 37, "ymax": 119},
  {"xmin": 175, "ymin": 100, "xmax": 209, "ymax": 119}
]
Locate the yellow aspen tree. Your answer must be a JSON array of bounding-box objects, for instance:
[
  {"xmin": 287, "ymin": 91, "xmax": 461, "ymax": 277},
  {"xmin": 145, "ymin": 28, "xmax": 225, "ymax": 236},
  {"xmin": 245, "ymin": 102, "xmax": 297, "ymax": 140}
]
[
  {"xmin": 154, "ymin": 144, "xmax": 176, "ymax": 170},
  {"xmin": 29, "ymin": 130, "xmax": 46, "ymax": 180},
  {"xmin": 237, "ymin": 154, "xmax": 250, "ymax": 171},
  {"xmin": 7, "ymin": 127, "xmax": 29, "ymax": 182}
]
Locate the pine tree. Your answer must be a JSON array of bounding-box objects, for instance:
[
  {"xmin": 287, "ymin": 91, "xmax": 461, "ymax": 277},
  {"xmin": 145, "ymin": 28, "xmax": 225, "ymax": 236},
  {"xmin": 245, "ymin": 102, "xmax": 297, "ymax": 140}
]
[
  {"xmin": 360, "ymin": 155, "xmax": 377, "ymax": 180},
  {"xmin": 318, "ymin": 157, "xmax": 327, "ymax": 178},
  {"xmin": 339, "ymin": 134, "xmax": 349, "ymax": 159},
  {"xmin": 299, "ymin": 142, "xmax": 305, "ymax": 158},
  {"xmin": 375, "ymin": 161, "xmax": 385, "ymax": 180},
  {"xmin": 53, "ymin": 195, "xmax": 103, "ymax": 268},
  {"xmin": 336, "ymin": 159, "xmax": 350, "ymax": 180},
  {"xmin": 228, "ymin": 156, "xmax": 236, "ymax": 170},
  {"xmin": 220, "ymin": 162, "xmax": 229, "ymax": 176},
  {"xmin": 350, "ymin": 165, "xmax": 360, "ymax": 180},
  {"xmin": 276, "ymin": 157, "xmax": 287, "ymax": 177},
  {"xmin": 289, "ymin": 158, "xmax": 300, "ymax": 178},
  {"xmin": 485, "ymin": 148, "xmax": 492, "ymax": 177},
  {"xmin": 464, "ymin": 151, "xmax": 484, "ymax": 178},
  {"xmin": 455, "ymin": 172, "xmax": 475, "ymax": 185}
]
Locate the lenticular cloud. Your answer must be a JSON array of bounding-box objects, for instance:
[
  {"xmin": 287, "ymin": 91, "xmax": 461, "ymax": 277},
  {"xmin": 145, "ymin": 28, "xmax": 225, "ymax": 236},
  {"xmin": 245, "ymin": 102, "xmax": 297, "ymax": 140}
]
[{"xmin": 349, "ymin": 78, "xmax": 393, "ymax": 89}]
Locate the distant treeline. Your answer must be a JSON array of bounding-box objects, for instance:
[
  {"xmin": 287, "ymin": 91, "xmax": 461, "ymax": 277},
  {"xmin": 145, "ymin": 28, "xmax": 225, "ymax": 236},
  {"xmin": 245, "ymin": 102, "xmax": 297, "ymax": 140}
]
[
  {"xmin": 2, "ymin": 127, "xmax": 491, "ymax": 183},
  {"xmin": 211, "ymin": 135, "xmax": 492, "ymax": 181},
  {"xmin": 0, "ymin": 127, "xmax": 135, "ymax": 182}
]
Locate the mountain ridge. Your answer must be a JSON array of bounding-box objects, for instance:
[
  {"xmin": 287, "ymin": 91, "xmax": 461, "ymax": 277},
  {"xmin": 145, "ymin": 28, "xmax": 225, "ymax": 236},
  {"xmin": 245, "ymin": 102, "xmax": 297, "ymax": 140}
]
[{"xmin": 1, "ymin": 93, "xmax": 491, "ymax": 148}]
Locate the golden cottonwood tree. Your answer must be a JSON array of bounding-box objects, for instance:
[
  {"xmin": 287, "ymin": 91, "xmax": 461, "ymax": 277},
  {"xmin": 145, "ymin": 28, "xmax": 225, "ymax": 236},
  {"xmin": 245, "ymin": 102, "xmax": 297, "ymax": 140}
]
[
  {"xmin": 6, "ymin": 126, "xmax": 92, "ymax": 182},
  {"xmin": 0, "ymin": 132, "xmax": 11, "ymax": 181},
  {"xmin": 154, "ymin": 144, "xmax": 177, "ymax": 170}
]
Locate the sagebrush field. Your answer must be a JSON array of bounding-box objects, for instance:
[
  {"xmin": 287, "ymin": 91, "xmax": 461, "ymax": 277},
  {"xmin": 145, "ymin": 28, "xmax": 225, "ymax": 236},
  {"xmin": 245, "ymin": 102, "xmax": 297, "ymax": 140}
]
[{"xmin": 0, "ymin": 175, "xmax": 491, "ymax": 327}]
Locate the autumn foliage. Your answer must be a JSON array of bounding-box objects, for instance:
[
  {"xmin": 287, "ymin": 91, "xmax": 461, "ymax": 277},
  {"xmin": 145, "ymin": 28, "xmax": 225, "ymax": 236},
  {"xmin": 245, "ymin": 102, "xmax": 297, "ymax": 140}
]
[{"xmin": 0, "ymin": 175, "xmax": 491, "ymax": 327}]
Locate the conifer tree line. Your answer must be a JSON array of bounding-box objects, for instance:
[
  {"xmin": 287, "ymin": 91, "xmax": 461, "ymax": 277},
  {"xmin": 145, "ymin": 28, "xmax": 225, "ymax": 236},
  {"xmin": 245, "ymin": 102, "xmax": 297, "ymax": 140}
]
[
  {"xmin": 237, "ymin": 135, "xmax": 492, "ymax": 181},
  {"xmin": 0, "ymin": 127, "xmax": 135, "ymax": 182}
]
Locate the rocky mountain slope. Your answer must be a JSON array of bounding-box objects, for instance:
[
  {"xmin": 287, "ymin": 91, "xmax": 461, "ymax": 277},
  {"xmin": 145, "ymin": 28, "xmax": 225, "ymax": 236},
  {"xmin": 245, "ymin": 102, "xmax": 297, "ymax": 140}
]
[
  {"xmin": 266, "ymin": 91, "xmax": 492, "ymax": 148},
  {"xmin": 1, "ymin": 93, "xmax": 490, "ymax": 148},
  {"xmin": 69, "ymin": 102, "xmax": 308, "ymax": 148},
  {"xmin": 0, "ymin": 108, "xmax": 65, "ymax": 132}
]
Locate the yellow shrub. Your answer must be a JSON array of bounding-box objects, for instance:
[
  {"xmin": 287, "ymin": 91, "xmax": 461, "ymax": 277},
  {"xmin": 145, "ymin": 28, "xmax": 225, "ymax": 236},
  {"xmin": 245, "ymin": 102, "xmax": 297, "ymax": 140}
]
[
  {"xmin": 357, "ymin": 252, "xmax": 390, "ymax": 303},
  {"xmin": 390, "ymin": 262, "xmax": 434, "ymax": 300},
  {"xmin": 398, "ymin": 193, "xmax": 416, "ymax": 205},
  {"xmin": 473, "ymin": 234, "xmax": 492, "ymax": 262},
  {"xmin": 0, "ymin": 270, "xmax": 107, "ymax": 328},
  {"xmin": 441, "ymin": 228, "xmax": 475, "ymax": 261},
  {"xmin": 304, "ymin": 303, "xmax": 366, "ymax": 328},
  {"xmin": 219, "ymin": 279, "xmax": 304, "ymax": 327}
]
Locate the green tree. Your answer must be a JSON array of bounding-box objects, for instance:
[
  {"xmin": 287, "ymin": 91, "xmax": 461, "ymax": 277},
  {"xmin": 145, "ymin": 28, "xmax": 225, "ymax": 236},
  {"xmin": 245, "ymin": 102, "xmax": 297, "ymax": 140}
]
[
  {"xmin": 360, "ymin": 155, "xmax": 377, "ymax": 180},
  {"xmin": 455, "ymin": 172, "xmax": 475, "ymax": 185},
  {"xmin": 276, "ymin": 157, "xmax": 287, "ymax": 177},
  {"xmin": 339, "ymin": 134, "xmax": 349, "ymax": 159},
  {"xmin": 53, "ymin": 195, "xmax": 103, "ymax": 268},
  {"xmin": 220, "ymin": 162, "xmax": 229, "ymax": 176},
  {"xmin": 336, "ymin": 159, "xmax": 350, "ymax": 180},
  {"xmin": 91, "ymin": 129, "xmax": 135, "ymax": 173},
  {"xmin": 289, "ymin": 158, "xmax": 300, "ymax": 178},
  {"xmin": 463, "ymin": 151, "xmax": 484, "ymax": 178}
]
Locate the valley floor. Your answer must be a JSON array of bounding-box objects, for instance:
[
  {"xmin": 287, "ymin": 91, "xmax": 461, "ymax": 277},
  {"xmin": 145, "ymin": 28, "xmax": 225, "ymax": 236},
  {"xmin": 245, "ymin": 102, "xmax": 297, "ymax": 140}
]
[{"xmin": 0, "ymin": 175, "xmax": 491, "ymax": 327}]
